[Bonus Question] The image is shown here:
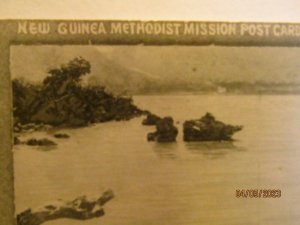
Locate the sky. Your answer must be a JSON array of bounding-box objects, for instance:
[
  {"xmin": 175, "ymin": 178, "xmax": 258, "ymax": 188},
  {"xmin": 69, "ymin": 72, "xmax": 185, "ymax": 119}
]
[{"xmin": 10, "ymin": 45, "xmax": 300, "ymax": 84}]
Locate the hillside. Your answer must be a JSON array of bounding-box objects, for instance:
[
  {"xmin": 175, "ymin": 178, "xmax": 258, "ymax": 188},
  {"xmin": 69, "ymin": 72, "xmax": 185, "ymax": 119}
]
[
  {"xmin": 10, "ymin": 46, "xmax": 161, "ymax": 95},
  {"xmin": 11, "ymin": 45, "xmax": 300, "ymax": 94}
]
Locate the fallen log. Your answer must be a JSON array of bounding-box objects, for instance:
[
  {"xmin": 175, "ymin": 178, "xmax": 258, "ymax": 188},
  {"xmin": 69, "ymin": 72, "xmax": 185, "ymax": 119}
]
[{"xmin": 16, "ymin": 189, "xmax": 114, "ymax": 225}]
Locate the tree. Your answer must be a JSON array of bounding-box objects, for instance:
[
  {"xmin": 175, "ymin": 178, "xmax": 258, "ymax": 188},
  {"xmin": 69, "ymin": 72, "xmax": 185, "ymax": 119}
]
[
  {"xmin": 12, "ymin": 78, "xmax": 40, "ymax": 124},
  {"xmin": 13, "ymin": 56, "xmax": 143, "ymax": 127},
  {"xmin": 42, "ymin": 57, "xmax": 91, "ymax": 98}
]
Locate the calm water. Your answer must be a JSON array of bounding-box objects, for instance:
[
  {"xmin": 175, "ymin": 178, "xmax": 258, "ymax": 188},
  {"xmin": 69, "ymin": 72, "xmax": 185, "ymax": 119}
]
[{"xmin": 14, "ymin": 95, "xmax": 300, "ymax": 225}]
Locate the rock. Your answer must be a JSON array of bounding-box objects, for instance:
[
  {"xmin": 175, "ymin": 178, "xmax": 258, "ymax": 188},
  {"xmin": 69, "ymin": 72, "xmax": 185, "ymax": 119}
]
[
  {"xmin": 183, "ymin": 112, "xmax": 243, "ymax": 141},
  {"xmin": 14, "ymin": 126, "xmax": 21, "ymax": 133},
  {"xmin": 40, "ymin": 124, "xmax": 53, "ymax": 131},
  {"xmin": 13, "ymin": 123, "xmax": 52, "ymax": 133},
  {"xmin": 147, "ymin": 117, "xmax": 178, "ymax": 142},
  {"xmin": 21, "ymin": 123, "xmax": 37, "ymax": 130},
  {"xmin": 16, "ymin": 190, "xmax": 114, "ymax": 225},
  {"xmin": 53, "ymin": 133, "xmax": 70, "ymax": 139},
  {"xmin": 14, "ymin": 136, "xmax": 21, "ymax": 145},
  {"xmin": 26, "ymin": 138, "xmax": 57, "ymax": 146},
  {"xmin": 142, "ymin": 112, "xmax": 161, "ymax": 125},
  {"xmin": 147, "ymin": 132, "xmax": 156, "ymax": 141}
]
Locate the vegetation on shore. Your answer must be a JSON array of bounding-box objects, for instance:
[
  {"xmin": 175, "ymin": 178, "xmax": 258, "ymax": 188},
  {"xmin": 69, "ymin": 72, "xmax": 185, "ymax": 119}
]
[
  {"xmin": 12, "ymin": 57, "xmax": 244, "ymax": 145},
  {"xmin": 12, "ymin": 57, "xmax": 144, "ymax": 130}
]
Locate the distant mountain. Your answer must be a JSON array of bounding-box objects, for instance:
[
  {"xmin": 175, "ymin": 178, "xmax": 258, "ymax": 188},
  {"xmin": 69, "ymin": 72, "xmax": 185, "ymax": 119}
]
[
  {"xmin": 10, "ymin": 46, "xmax": 161, "ymax": 95},
  {"xmin": 10, "ymin": 45, "xmax": 300, "ymax": 95},
  {"xmin": 94, "ymin": 45, "xmax": 300, "ymax": 84},
  {"xmin": 86, "ymin": 48, "xmax": 162, "ymax": 94}
]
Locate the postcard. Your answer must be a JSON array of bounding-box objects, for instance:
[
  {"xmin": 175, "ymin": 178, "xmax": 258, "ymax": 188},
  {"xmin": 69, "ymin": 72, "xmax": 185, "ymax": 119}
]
[{"xmin": 0, "ymin": 20, "xmax": 299, "ymax": 225}]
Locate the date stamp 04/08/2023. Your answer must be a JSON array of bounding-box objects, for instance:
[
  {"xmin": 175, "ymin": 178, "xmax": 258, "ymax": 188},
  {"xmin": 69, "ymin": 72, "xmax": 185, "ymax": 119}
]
[{"xmin": 236, "ymin": 189, "xmax": 282, "ymax": 198}]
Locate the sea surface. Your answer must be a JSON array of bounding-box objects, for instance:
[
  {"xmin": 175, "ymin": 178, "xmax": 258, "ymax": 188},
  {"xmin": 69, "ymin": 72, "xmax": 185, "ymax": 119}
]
[{"xmin": 14, "ymin": 95, "xmax": 300, "ymax": 225}]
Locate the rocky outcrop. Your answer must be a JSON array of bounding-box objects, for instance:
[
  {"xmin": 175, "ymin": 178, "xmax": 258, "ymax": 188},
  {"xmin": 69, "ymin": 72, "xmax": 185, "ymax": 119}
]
[
  {"xmin": 183, "ymin": 113, "xmax": 242, "ymax": 141},
  {"xmin": 142, "ymin": 112, "xmax": 161, "ymax": 125},
  {"xmin": 13, "ymin": 123, "xmax": 53, "ymax": 133},
  {"xmin": 147, "ymin": 117, "xmax": 178, "ymax": 142},
  {"xmin": 16, "ymin": 190, "xmax": 114, "ymax": 225},
  {"xmin": 26, "ymin": 138, "xmax": 57, "ymax": 146},
  {"xmin": 54, "ymin": 133, "xmax": 70, "ymax": 139},
  {"xmin": 14, "ymin": 136, "xmax": 21, "ymax": 145}
]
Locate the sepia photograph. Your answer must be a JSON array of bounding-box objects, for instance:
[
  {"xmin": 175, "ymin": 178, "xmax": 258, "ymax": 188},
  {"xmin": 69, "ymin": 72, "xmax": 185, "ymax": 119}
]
[
  {"xmin": 1, "ymin": 1, "xmax": 300, "ymax": 225},
  {"xmin": 11, "ymin": 45, "xmax": 300, "ymax": 225}
]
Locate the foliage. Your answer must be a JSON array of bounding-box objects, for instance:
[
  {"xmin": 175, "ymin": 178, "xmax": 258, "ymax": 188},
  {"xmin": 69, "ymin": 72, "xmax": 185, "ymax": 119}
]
[
  {"xmin": 12, "ymin": 78, "xmax": 40, "ymax": 124},
  {"xmin": 42, "ymin": 57, "xmax": 91, "ymax": 99},
  {"xmin": 12, "ymin": 57, "xmax": 142, "ymax": 127}
]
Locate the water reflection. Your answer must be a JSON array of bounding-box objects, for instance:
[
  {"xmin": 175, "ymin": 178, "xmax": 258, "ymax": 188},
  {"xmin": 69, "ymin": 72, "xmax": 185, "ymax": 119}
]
[
  {"xmin": 152, "ymin": 142, "xmax": 178, "ymax": 159},
  {"xmin": 32, "ymin": 145, "xmax": 57, "ymax": 152},
  {"xmin": 151, "ymin": 141, "xmax": 246, "ymax": 160},
  {"xmin": 185, "ymin": 141, "xmax": 245, "ymax": 159}
]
